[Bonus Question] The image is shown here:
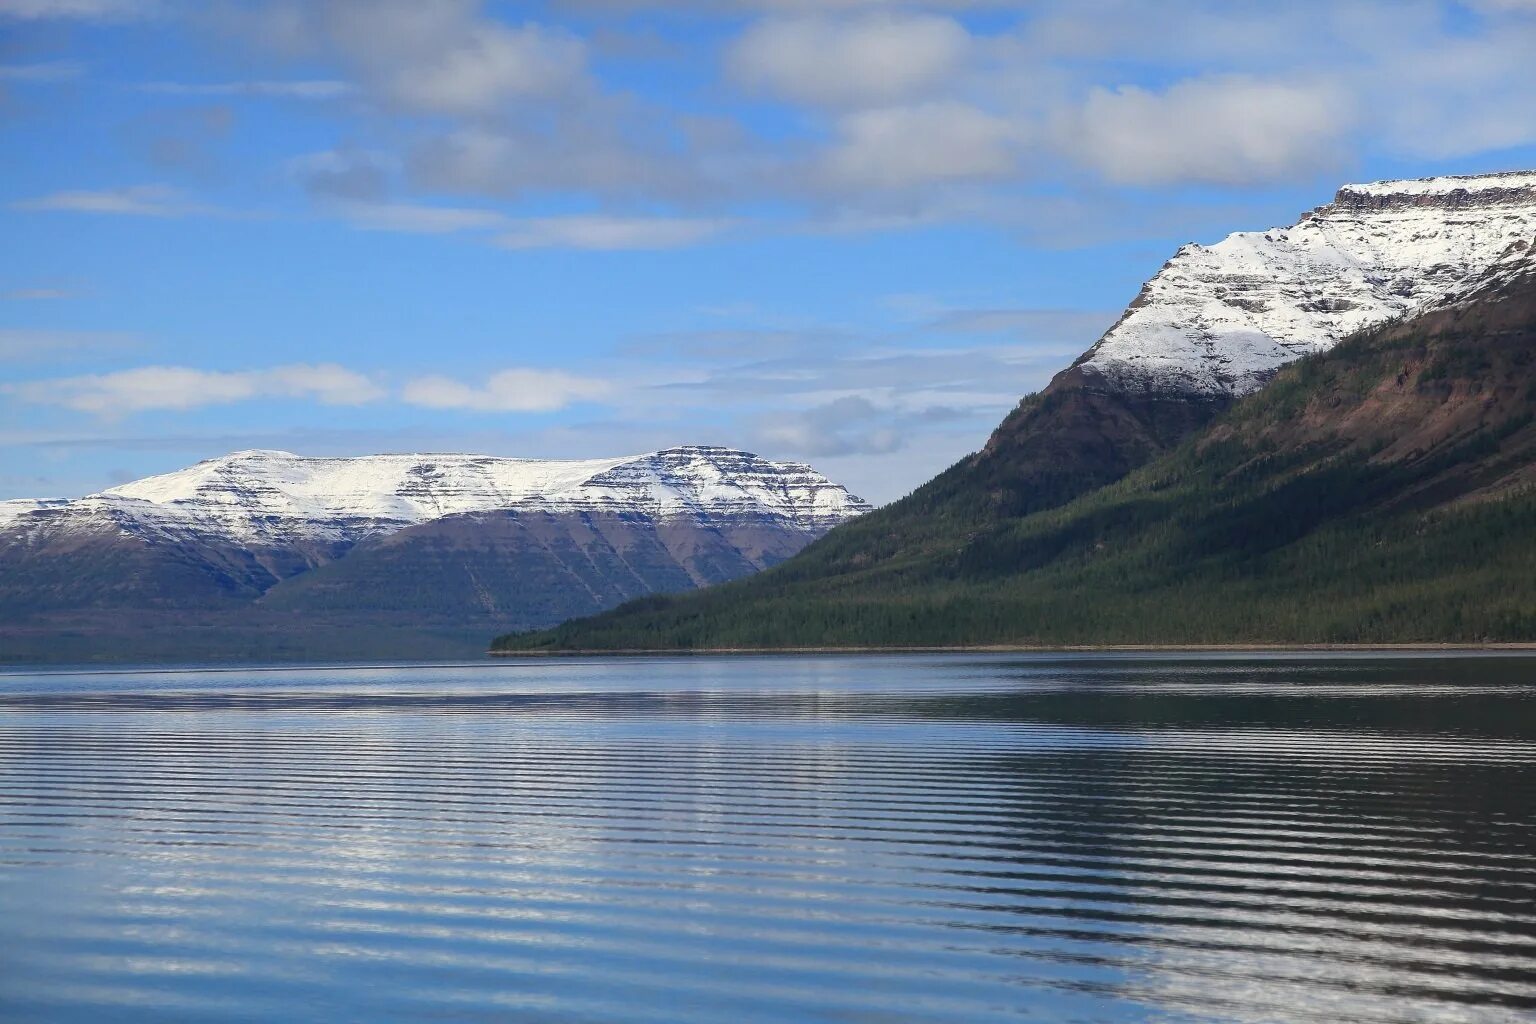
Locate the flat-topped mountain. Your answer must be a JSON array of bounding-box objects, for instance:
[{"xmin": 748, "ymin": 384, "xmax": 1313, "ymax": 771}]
[
  {"xmin": 853, "ymin": 170, "xmax": 1536, "ymax": 530},
  {"xmin": 0, "ymin": 446, "xmax": 868, "ymax": 662},
  {"xmin": 5, "ymin": 445, "xmax": 863, "ymax": 541},
  {"xmin": 1079, "ymin": 171, "xmax": 1536, "ymax": 396}
]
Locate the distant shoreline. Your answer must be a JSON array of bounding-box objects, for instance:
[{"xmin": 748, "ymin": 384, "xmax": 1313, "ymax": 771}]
[{"xmin": 490, "ymin": 642, "xmax": 1536, "ymax": 657}]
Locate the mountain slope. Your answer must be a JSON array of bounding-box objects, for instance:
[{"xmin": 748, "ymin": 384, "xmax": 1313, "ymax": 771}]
[
  {"xmin": 623, "ymin": 173, "xmax": 1536, "ymax": 607},
  {"xmin": 497, "ymin": 237, "xmax": 1536, "ymax": 650},
  {"xmin": 960, "ymin": 173, "xmax": 1536, "ymax": 519},
  {"xmin": 1080, "ymin": 171, "xmax": 1536, "ymax": 396},
  {"xmin": 0, "ymin": 446, "xmax": 868, "ymax": 662}
]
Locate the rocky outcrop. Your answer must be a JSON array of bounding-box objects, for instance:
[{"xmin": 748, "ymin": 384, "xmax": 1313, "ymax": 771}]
[{"xmin": 1327, "ymin": 172, "xmax": 1536, "ymax": 212}]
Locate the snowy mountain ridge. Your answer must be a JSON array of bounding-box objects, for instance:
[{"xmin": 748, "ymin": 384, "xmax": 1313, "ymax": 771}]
[
  {"xmin": 1077, "ymin": 170, "xmax": 1536, "ymax": 396},
  {"xmin": 0, "ymin": 446, "xmax": 871, "ymax": 547}
]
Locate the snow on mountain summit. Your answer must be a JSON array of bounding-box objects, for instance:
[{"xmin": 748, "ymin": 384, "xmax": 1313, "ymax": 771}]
[
  {"xmin": 565, "ymin": 446, "xmax": 866, "ymax": 526},
  {"xmin": 102, "ymin": 449, "xmax": 639, "ymax": 527},
  {"xmin": 1337, "ymin": 170, "xmax": 1536, "ymax": 201},
  {"xmin": 1077, "ymin": 170, "xmax": 1536, "ymax": 396}
]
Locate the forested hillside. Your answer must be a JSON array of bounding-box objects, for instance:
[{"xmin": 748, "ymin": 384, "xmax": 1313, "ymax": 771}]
[{"xmin": 497, "ymin": 245, "xmax": 1536, "ymax": 651}]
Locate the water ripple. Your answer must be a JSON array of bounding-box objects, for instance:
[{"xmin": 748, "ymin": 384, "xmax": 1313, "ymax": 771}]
[{"xmin": 1, "ymin": 653, "xmax": 1533, "ymax": 1023}]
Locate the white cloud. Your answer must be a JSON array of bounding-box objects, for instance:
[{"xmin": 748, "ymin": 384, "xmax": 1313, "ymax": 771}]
[
  {"xmin": 294, "ymin": 1, "xmax": 588, "ymax": 115},
  {"xmin": 136, "ymin": 80, "xmax": 354, "ymax": 99},
  {"xmin": 286, "ymin": 147, "xmax": 396, "ymax": 201},
  {"xmin": 8, "ymin": 364, "xmax": 384, "ymax": 416},
  {"xmin": 494, "ymin": 215, "xmax": 730, "ymax": 250},
  {"xmin": 666, "ymin": 344, "xmax": 1061, "ymax": 409},
  {"xmin": 728, "ymin": 13, "xmax": 970, "ymax": 107},
  {"xmin": 219, "ymin": 4, "xmax": 709, "ymax": 204},
  {"xmin": 407, "ymin": 114, "xmax": 703, "ymax": 203},
  {"xmin": 381, "ymin": 23, "xmax": 585, "ymax": 114},
  {"xmin": 821, "ymin": 101, "xmax": 1019, "ymax": 190},
  {"xmin": 1, "ymin": 0, "xmax": 157, "ymax": 18},
  {"xmin": 12, "ymin": 184, "xmax": 219, "ymax": 217},
  {"xmin": 565, "ymin": 0, "xmax": 1016, "ymax": 9},
  {"xmin": 1466, "ymin": 0, "xmax": 1536, "ymax": 12},
  {"xmin": 51, "ymin": 0, "xmax": 1531, "ymax": 245},
  {"xmin": 927, "ymin": 307, "xmax": 1116, "ymax": 341},
  {"xmin": 334, "ymin": 201, "xmax": 508, "ymax": 234},
  {"xmin": 402, "ymin": 368, "xmax": 611, "ymax": 413},
  {"xmin": 1367, "ymin": 33, "xmax": 1536, "ymax": 158},
  {"xmin": 0, "ymin": 62, "xmax": 84, "ymax": 82},
  {"xmin": 620, "ymin": 327, "xmax": 857, "ymax": 358},
  {"xmin": 755, "ymin": 395, "xmax": 905, "ymax": 457},
  {"xmin": 1068, "ymin": 75, "xmax": 1353, "ymax": 186}
]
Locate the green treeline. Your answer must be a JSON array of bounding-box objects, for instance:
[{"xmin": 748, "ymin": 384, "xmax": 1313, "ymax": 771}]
[{"xmin": 495, "ymin": 273, "xmax": 1536, "ymax": 651}]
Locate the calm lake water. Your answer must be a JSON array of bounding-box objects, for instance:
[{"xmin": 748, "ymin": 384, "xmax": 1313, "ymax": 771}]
[{"xmin": 1, "ymin": 653, "xmax": 1534, "ymax": 1023}]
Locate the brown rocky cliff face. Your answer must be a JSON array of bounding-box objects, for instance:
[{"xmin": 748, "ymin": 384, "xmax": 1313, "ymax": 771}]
[
  {"xmin": 1328, "ymin": 181, "xmax": 1536, "ymax": 213},
  {"xmin": 961, "ymin": 364, "xmax": 1229, "ymax": 518},
  {"xmin": 1198, "ymin": 255, "xmax": 1536, "ymax": 512}
]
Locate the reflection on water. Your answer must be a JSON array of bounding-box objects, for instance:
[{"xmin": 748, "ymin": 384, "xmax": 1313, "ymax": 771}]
[{"xmin": 1, "ymin": 653, "xmax": 1533, "ymax": 1022}]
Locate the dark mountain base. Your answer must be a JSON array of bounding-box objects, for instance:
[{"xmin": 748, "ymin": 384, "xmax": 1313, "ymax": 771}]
[
  {"xmin": 499, "ymin": 262, "xmax": 1536, "ymax": 652},
  {"xmin": 0, "ymin": 609, "xmax": 531, "ymax": 665},
  {"xmin": 495, "ymin": 493, "xmax": 1536, "ymax": 650},
  {"xmin": 258, "ymin": 508, "xmax": 814, "ymax": 622}
]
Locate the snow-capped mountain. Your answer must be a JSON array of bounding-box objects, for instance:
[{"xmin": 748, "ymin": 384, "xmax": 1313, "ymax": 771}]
[
  {"xmin": 2, "ymin": 446, "xmax": 869, "ymax": 548},
  {"xmin": 0, "ymin": 446, "xmax": 869, "ymax": 660},
  {"xmin": 1077, "ymin": 171, "xmax": 1536, "ymax": 395}
]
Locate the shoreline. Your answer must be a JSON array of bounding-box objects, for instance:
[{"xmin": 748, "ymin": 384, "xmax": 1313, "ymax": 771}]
[{"xmin": 490, "ymin": 642, "xmax": 1536, "ymax": 657}]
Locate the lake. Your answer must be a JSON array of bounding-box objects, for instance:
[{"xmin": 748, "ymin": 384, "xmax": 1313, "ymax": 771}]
[{"xmin": 1, "ymin": 653, "xmax": 1533, "ymax": 1022}]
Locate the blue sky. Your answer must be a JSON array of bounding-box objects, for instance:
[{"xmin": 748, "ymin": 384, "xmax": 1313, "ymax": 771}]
[{"xmin": 3, "ymin": 0, "xmax": 1536, "ymax": 504}]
